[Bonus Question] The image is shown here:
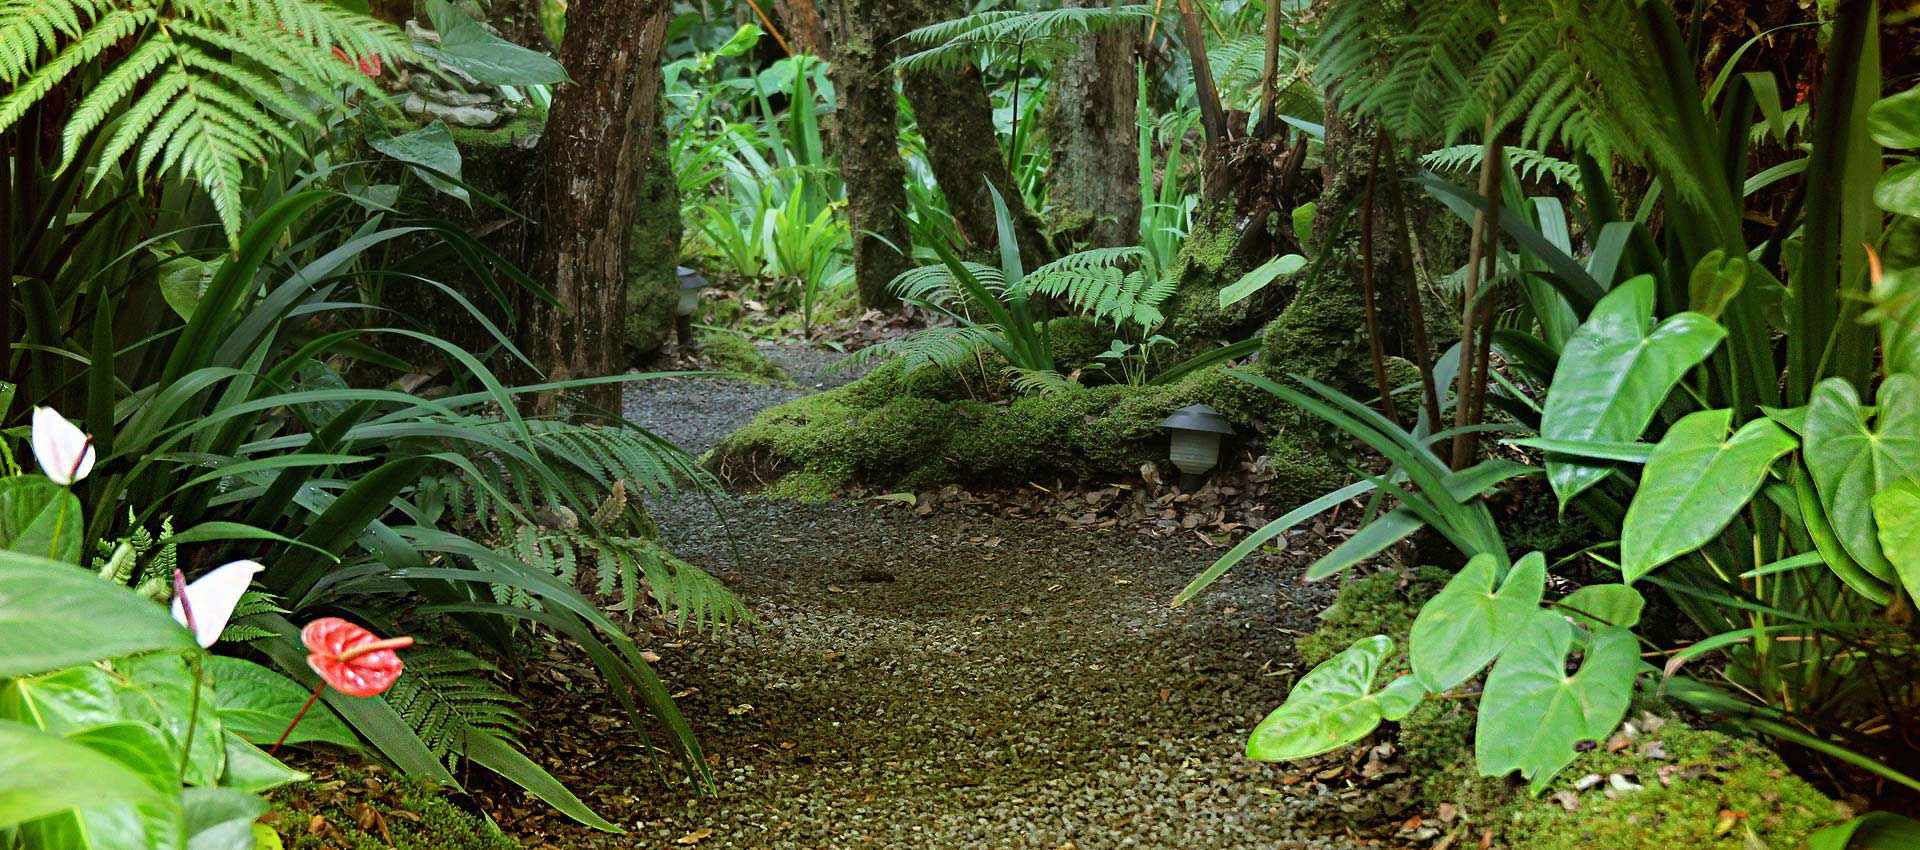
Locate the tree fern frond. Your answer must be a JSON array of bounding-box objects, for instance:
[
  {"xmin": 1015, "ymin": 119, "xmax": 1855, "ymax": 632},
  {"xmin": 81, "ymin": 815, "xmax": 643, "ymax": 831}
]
[
  {"xmin": 380, "ymin": 646, "xmax": 526, "ymax": 768},
  {"xmin": 1420, "ymin": 144, "xmax": 1581, "ymax": 190},
  {"xmin": 894, "ymin": 5, "xmax": 1156, "ymax": 72},
  {"xmin": 848, "ymin": 324, "xmax": 1001, "ymax": 373}
]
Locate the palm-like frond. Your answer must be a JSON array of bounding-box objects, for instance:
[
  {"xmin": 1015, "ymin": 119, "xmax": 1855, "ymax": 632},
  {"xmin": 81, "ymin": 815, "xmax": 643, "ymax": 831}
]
[
  {"xmin": 1021, "ymin": 246, "xmax": 1171, "ymax": 330},
  {"xmin": 894, "ymin": 5, "xmax": 1157, "ymax": 72},
  {"xmin": 380, "ymin": 647, "xmax": 526, "ymax": 770},
  {"xmin": 846, "ymin": 324, "xmax": 1002, "ymax": 373},
  {"xmin": 1421, "ymin": 144, "xmax": 1582, "ymax": 190},
  {"xmin": 0, "ymin": 0, "xmax": 407, "ymax": 241}
]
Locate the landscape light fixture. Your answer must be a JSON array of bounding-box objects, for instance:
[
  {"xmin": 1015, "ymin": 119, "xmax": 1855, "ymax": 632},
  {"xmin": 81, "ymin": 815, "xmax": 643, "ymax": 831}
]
[
  {"xmin": 1160, "ymin": 403, "xmax": 1233, "ymax": 489},
  {"xmin": 675, "ymin": 266, "xmax": 707, "ymax": 348}
]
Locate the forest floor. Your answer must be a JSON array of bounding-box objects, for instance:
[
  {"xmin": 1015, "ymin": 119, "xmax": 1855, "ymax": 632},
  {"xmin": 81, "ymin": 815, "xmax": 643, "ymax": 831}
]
[{"xmin": 479, "ymin": 342, "xmax": 1395, "ymax": 849}]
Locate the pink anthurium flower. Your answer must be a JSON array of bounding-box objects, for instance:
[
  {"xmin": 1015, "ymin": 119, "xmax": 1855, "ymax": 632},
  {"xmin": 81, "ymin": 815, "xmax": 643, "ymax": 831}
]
[
  {"xmin": 30, "ymin": 407, "xmax": 95, "ymax": 485},
  {"xmin": 273, "ymin": 618, "xmax": 412, "ymax": 753},
  {"xmin": 170, "ymin": 560, "xmax": 264, "ymax": 648}
]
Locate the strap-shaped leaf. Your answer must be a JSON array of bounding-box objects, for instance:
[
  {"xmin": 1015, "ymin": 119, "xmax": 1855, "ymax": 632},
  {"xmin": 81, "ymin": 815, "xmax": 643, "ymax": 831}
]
[
  {"xmin": 1246, "ymin": 636, "xmax": 1426, "ymax": 762},
  {"xmin": 1409, "ymin": 552, "xmax": 1545, "ymax": 692},
  {"xmin": 1540, "ymin": 274, "xmax": 1726, "ymax": 505},
  {"xmin": 1621, "ymin": 409, "xmax": 1795, "ymax": 581},
  {"xmin": 1804, "ymin": 375, "xmax": 1920, "ymax": 584},
  {"xmin": 1475, "ymin": 612, "xmax": 1637, "ymax": 794}
]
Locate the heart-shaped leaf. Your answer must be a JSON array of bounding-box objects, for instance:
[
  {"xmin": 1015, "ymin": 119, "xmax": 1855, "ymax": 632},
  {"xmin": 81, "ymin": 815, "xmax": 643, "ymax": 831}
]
[
  {"xmin": 1540, "ymin": 275, "xmax": 1726, "ymax": 505},
  {"xmin": 207, "ymin": 657, "xmax": 356, "ymax": 749},
  {"xmin": 1246, "ymin": 635, "xmax": 1426, "ymax": 762},
  {"xmin": 1872, "ymin": 479, "xmax": 1920, "ymax": 606},
  {"xmin": 0, "ymin": 553, "xmax": 197, "ymax": 677},
  {"xmin": 1621, "ymin": 410, "xmax": 1796, "ymax": 580},
  {"xmin": 1804, "ymin": 375, "xmax": 1920, "ymax": 583},
  {"xmin": 1409, "ymin": 552, "xmax": 1545, "ymax": 692},
  {"xmin": 1475, "ymin": 611, "xmax": 1638, "ymax": 794}
]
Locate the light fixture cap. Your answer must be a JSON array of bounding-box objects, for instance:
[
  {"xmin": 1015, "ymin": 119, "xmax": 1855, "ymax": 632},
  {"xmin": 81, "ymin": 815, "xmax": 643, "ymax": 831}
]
[
  {"xmin": 676, "ymin": 266, "xmax": 708, "ymax": 291},
  {"xmin": 1160, "ymin": 403, "xmax": 1233, "ymax": 435}
]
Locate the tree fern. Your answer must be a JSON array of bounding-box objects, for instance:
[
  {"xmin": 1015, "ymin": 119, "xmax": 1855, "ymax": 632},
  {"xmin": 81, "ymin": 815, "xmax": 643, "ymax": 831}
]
[
  {"xmin": 1021, "ymin": 246, "xmax": 1174, "ymax": 330},
  {"xmin": 894, "ymin": 5, "xmax": 1157, "ymax": 73},
  {"xmin": 1421, "ymin": 144, "xmax": 1582, "ymax": 191},
  {"xmin": 379, "ymin": 646, "xmax": 527, "ymax": 771},
  {"xmin": 0, "ymin": 0, "xmax": 407, "ymax": 241}
]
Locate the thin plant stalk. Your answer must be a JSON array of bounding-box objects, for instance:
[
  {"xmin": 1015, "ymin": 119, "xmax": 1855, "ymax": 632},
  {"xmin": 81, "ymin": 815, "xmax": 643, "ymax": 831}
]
[
  {"xmin": 1449, "ymin": 125, "xmax": 1502, "ymax": 469},
  {"xmin": 1389, "ymin": 163, "xmax": 1443, "ymax": 430},
  {"xmin": 1358, "ymin": 131, "xmax": 1398, "ymax": 426}
]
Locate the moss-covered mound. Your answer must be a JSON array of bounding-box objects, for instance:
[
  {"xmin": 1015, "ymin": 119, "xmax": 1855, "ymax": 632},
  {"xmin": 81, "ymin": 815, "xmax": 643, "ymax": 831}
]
[
  {"xmin": 703, "ymin": 347, "xmax": 1332, "ymax": 497},
  {"xmin": 1300, "ymin": 569, "xmax": 1848, "ymax": 849},
  {"xmin": 270, "ymin": 765, "xmax": 517, "ymax": 850}
]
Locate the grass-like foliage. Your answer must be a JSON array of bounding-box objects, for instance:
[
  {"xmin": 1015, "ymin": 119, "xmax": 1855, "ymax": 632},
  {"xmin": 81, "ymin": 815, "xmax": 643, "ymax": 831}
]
[{"xmin": 0, "ymin": 0, "xmax": 406, "ymax": 240}]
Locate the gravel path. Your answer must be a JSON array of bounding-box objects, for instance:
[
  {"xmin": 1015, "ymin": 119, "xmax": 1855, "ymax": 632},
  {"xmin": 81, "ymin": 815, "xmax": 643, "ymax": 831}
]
[
  {"xmin": 621, "ymin": 341, "xmax": 865, "ymax": 455},
  {"xmin": 494, "ymin": 343, "xmax": 1365, "ymax": 849}
]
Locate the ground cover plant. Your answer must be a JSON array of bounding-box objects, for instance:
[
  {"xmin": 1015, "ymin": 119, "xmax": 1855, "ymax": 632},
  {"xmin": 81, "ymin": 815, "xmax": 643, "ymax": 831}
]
[{"xmin": 4, "ymin": 0, "xmax": 1919, "ymax": 847}]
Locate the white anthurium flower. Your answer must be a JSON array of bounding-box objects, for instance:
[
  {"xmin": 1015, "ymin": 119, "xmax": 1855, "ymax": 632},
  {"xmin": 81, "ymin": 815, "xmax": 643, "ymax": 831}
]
[
  {"xmin": 171, "ymin": 560, "xmax": 265, "ymax": 648},
  {"xmin": 31, "ymin": 407, "xmax": 96, "ymax": 486}
]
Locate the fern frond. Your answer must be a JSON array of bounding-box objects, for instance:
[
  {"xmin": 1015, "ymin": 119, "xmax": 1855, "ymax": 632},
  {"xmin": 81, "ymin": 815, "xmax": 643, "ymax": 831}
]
[
  {"xmin": 1022, "ymin": 246, "xmax": 1169, "ymax": 330},
  {"xmin": 894, "ymin": 5, "xmax": 1156, "ymax": 72},
  {"xmin": 1009, "ymin": 367, "xmax": 1082, "ymax": 397},
  {"xmin": 380, "ymin": 646, "xmax": 526, "ymax": 768},
  {"xmin": 847, "ymin": 324, "xmax": 1001, "ymax": 374},
  {"xmin": 1420, "ymin": 144, "xmax": 1581, "ymax": 190}
]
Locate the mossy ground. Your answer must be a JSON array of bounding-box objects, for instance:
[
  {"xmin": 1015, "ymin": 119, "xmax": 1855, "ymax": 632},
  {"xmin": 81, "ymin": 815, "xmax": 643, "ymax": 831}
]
[
  {"xmin": 269, "ymin": 765, "xmax": 516, "ymax": 850},
  {"xmin": 696, "ymin": 329, "xmax": 793, "ymax": 384},
  {"xmin": 1297, "ymin": 567, "xmax": 1848, "ymax": 849}
]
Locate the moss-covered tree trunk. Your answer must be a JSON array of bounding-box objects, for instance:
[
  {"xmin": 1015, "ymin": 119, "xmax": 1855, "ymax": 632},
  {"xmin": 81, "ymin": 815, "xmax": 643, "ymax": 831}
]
[
  {"xmin": 525, "ymin": 0, "xmax": 670, "ymax": 411},
  {"xmin": 901, "ymin": 0, "xmax": 1051, "ymax": 261},
  {"xmin": 1044, "ymin": 0, "xmax": 1139, "ymax": 248},
  {"xmin": 827, "ymin": 0, "xmax": 911, "ymax": 309},
  {"xmin": 626, "ymin": 83, "xmax": 681, "ymax": 356}
]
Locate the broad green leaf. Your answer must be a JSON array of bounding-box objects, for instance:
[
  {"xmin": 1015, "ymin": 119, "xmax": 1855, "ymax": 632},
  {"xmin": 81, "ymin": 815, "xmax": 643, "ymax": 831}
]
[
  {"xmin": 1871, "ymin": 479, "xmax": 1920, "ymax": 606},
  {"xmin": 423, "ymin": 0, "xmax": 567, "ymax": 84},
  {"xmin": 1620, "ymin": 410, "xmax": 1795, "ymax": 580},
  {"xmin": 1475, "ymin": 612, "xmax": 1637, "ymax": 794},
  {"xmin": 0, "ymin": 719, "xmax": 171, "ymax": 828},
  {"xmin": 1791, "ymin": 466, "xmax": 1893, "ymax": 604},
  {"xmin": 1246, "ymin": 635, "xmax": 1427, "ymax": 762},
  {"xmin": 114, "ymin": 654, "xmax": 227, "ymax": 787},
  {"xmin": 715, "ymin": 24, "xmax": 764, "ymax": 57},
  {"xmin": 183, "ymin": 787, "xmax": 266, "ymax": 850},
  {"xmin": 220, "ymin": 734, "xmax": 306, "ymax": 794},
  {"xmin": 1876, "ymin": 162, "xmax": 1920, "ymax": 217},
  {"xmin": 1218, "ymin": 253, "xmax": 1306, "ymax": 308},
  {"xmin": 1686, "ymin": 251, "xmax": 1746, "ymax": 319},
  {"xmin": 370, "ymin": 121, "xmax": 468, "ymax": 203},
  {"xmin": 1804, "ymin": 375, "xmax": 1920, "ymax": 583},
  {"xmin": 206, "ymin": 657, "xmax": 356, "ymax": 749},
  {"xmin": 466, "ymin": 731, "xmax": 622, "ymax": 833},
  {"xmin": 1810, "ymin": 812, "xmax": 1920, "ymax": 850},
  {"xmin": 1556, "ymin": 584, "xmax": 1644, "ymax": 629},
  {"xmin": 1540, "ymin": 275, "xmax": 1727, "ymax": 505},
  {"xmin": 1408, "ymin": 553, "xmax": 1545, "ymax": 691},
  {"xmin": 0, "ymin": 552, "xmax": 197, "ymax": 677},
  {"xmin": 0, "ymin": 666, "xmax": 123, "ymax": 732},
  {"xmin": 156, "ymin": 252, "xmax": 223, "ymax": 321},
  {"xmin": 0, "ymin": 476, "xmax": 83, "ymax": 562},
  {"xmin": 1868, "ymin": 85, "xmax": 1920, "ymax": 149}
]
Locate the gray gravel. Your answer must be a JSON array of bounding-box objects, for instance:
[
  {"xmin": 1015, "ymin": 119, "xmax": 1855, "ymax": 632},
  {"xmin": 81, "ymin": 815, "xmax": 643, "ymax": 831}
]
[
  {"xmin": 492, "ymin": 344, "xmax": 1367, "ymax": 849},
  {"xmin": 622, "ymin": 342, "xmax": 867, "ymax": 455}
]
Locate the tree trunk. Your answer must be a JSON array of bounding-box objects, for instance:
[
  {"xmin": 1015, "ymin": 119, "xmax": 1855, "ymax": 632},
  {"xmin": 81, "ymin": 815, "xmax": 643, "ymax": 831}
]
[
  {"xmin": 525, "ymin": 0, "xmax": 670, "ymax": 412},
  {"xmin": 901, "ymin": 0, "xmax": 1051, "ymax": 262},
  {"xmin": 827, "ymin": 0, "xmax": 911, "ymax": 309},
  {"xmin": 625, "ymin": 82, "xmax": 681, "ymax": 357},
  {"xmin": 1044, "ymin": 0, "xmax": 1139, "ymax": 248},
  {"xmin": 775, "ymin": 0, "xmax": 831, "ymax": 56}
]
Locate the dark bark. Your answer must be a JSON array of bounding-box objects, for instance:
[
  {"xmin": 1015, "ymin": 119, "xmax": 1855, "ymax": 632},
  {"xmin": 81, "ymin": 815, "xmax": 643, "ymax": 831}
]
[
  {"xmin": 827, "ymin": 0, "xmax": 912, "ymax": 309},
  {"xmin": 901, "ymin": 0, "xmax": 1051, "ymax": 262},
  {"xmin": 775, "ymin": 0, "xmax": 831, "ymax": 57},
  {"xmin": 525, "ymin": 0, "xmax": 671, "ymax": 412},
  {"xmin": 1044, "ymin": 0, "xmax": 1139, "ymax": 248}
]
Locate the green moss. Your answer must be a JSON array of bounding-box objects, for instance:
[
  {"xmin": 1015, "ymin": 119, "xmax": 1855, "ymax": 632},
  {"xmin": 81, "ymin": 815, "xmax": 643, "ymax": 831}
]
[
  {"xmin": 1501, "ymin": 724, "xmax": 1845, "ymax": 849},
  {"xmin": 698, "ymin": 330, "xmax": 791, "ymax": 385},
  {"xmin": 271, "ymin": 766, "xmax": 516, "ymax": 850},
  {"xmin": 762, "ymin": 470, "xmax": 839, "ymax": 502},
  {"xmin": 1046, "ymin": 315, "xmax": 1111, "ymax": 373},
  {"xmin": 444, "ymin": 99, "xmax": 548, "ymax": 151},
  {"xmin": 625, "ymin": 116, "xmax": 681, "ymax": 357},
  {"xmin": 1295, "ymin": 567, "xmax": 1448, "ymax": 668}
]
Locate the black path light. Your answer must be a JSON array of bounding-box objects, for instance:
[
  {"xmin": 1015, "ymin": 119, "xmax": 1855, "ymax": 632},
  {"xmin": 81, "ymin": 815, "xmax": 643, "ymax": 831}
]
[
  {"xmin": 1160, "ymin": 403, "xmax": 1234, "ymax": 490},
  {"xmin": 675, "ymin": 266, "xmax": 707, "ymax": 349}
]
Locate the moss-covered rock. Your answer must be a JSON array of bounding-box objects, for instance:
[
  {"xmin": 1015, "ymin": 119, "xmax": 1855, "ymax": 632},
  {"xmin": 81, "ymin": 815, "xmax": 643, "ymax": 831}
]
[
  {"xmin": 697, "ymin": 330, "xmax": 791, "ymax": 385},
  {"xmin": 271, "ymin": 766, "xmax": 516, "ymax": 850},
  {"xmin": 705, "ymin": 358, "xmax": 1294, "ymax": 494}
]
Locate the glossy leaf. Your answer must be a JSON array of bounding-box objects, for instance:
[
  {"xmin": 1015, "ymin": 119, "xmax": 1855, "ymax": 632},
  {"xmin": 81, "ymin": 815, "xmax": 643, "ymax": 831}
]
[
  {"xmin": 1872, "ymin": 479, "xmax": 1920, "ymax": 606},
  {"xmin": 1540, "ymin": 275, "xmax": 1726, "ymax": 505},
  {"xmin": 422, "ymin": 0, "xmax": 568, "ymax": 84},
  {"xmin": 114, "ymin": 654, "xmax": 227, "ymax": 787},
  {"xmin": 1878, "ymin": 162, "xmax": 1920, "ymax": 216},
  {"xmin": 1246, "ymin": 636, "xmax": 1426, "ymax": 762},
  {"xmin": 1868, "ymin": 85, "xmax": 1920, "ymax": 149},
  {"xmin": 1475, "ymin": 612, "xmax": 1637, "ymax": 794},
  {"xmin": 0, "ymin": 552, "xmax": 197, "ymax": 677},
  {"xmin": 1409, "ymin": 553, "xmax": 1546, "ymax": 692},
  {"xmin": 1804, "ymin": 375, "xmax": 1920, "ymax": 583},
  {"xmin": 182, "ymin": 787, "xmax": 266, "ymax": 850},
  {"xmin": 1556, "ymin": 584, "xmax": 1644, "ymax": 629},
  {"xmin": 220, "ymin": 734, "xmax": 307, "ymax": 793},
  {"xmin": 1621, "ymin": 410, "xmax": 1795, "ymax": 580},
  {"xmin": 1810, "ymin": 812, "xmax": 1920, "ymax": 850},
  {"xmin": 0, "ymin": 476, "xmax": 84, "ymax": 562},
  {"xmin": 0, "ymin": 719, "xmax": 171, "ymax": 829},
  {"xmin": 207, "ymin": 657, "xmax": 357, "ymax": 749}
]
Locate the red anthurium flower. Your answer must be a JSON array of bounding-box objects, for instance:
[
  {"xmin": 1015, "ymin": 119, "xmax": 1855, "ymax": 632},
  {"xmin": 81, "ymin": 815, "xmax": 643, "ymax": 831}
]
[{"xmin": 302, "ymin": 617, "xmax": 413, "ymax": 698}]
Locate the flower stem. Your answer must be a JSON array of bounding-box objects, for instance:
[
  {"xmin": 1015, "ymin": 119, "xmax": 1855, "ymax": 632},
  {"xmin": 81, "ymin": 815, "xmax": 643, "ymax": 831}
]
[{"xmin": 272, "ymin": 685, "xmax": 325, "ymax": 755}]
